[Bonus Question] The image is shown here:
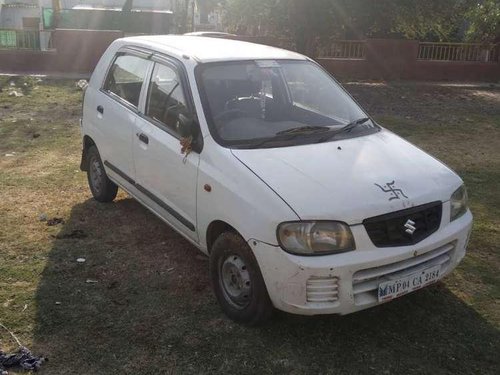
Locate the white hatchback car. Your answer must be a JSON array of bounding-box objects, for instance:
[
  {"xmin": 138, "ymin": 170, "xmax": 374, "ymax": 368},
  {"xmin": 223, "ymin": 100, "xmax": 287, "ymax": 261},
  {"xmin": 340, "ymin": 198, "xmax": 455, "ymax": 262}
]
[{"xmin": 80, "ymin": 35, "xmax": 473, "ymax": 324}]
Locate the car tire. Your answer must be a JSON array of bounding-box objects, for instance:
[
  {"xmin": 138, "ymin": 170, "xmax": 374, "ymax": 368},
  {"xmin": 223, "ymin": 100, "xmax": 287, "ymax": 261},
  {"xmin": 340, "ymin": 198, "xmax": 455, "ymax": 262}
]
[
  {"xmin": 86, "ymin": 145, "xmax": 118, "ymax": 202},
  {"xmin": 209, "ymin": 232, "xmax": 273, "ymax": 325}
]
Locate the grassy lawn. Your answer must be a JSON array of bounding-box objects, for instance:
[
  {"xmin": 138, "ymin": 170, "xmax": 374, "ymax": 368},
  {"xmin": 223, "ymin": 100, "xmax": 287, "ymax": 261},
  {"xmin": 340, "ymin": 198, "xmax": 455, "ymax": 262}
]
[{"xmin": 0, "ymin": 77, "xmax": 499, "ymax": 374}]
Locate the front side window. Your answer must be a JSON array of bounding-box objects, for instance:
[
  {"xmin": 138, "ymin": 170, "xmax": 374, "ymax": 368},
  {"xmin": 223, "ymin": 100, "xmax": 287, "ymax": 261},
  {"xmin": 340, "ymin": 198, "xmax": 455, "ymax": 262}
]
[
  {"xmin": 197, "ymin": 60, "xmax": 378, "ymax": 148},
  {"xmin": 103, "ymin": 54, "xmax": 150, "ymax": 107},
  {"xmin": 146, "ymin": 63, "xmax": 190, "ymax": 135}
]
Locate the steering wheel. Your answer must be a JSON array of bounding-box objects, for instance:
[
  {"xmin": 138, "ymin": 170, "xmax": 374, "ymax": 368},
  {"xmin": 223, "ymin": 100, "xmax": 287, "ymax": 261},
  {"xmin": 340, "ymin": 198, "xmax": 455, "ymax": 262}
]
[
  {"xmin": 162, "ymin": 102, "xmax": 181, "ymax": 118},
  {"xmin": 214, "ymin": 108, "xmax": 249, "ymax": 123}
]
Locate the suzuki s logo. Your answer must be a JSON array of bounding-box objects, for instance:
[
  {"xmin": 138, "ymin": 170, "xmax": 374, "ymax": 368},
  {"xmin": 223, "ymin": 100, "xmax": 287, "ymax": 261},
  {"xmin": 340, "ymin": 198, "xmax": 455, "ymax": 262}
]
[
  {"xmin": 404, "ymin": 219, "xmax": 417, "ymax": 235},
  {"xmin": 375, "ymin": 180, "xmax": 408, "ymax": 201}
]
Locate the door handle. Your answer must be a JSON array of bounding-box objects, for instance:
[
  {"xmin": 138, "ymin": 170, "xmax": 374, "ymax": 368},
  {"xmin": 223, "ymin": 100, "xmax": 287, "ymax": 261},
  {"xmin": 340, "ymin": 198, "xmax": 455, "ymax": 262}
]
[
  {"xmin": 97, "ymin": 105, "xmax": 104, "ymax": 114},
  {"xmin": 137, "ymin": 132, "xmax": 149, "ymax": 144}
]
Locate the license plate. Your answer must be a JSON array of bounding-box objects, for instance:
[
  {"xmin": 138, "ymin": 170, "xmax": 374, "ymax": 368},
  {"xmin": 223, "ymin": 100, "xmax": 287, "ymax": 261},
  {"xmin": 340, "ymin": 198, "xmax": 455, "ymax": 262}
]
[{"xmin": 378, "ymin": 265, "xmax": 441, "ymax": 302}]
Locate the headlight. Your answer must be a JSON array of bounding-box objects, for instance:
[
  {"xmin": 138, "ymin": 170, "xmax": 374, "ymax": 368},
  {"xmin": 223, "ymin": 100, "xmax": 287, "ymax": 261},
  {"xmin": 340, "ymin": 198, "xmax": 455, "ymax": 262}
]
[
  {"xmin": 277, "ymin": 221, "xmax": 355, "ymax": 255},
  {"xmin": 450, "ymin": 184, "xmax": 468, "ymax": 221}
]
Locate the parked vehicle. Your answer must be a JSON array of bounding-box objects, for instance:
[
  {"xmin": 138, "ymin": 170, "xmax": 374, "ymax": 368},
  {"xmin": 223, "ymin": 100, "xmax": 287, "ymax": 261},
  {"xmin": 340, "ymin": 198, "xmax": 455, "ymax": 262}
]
[{"xmin": 80, "ymin": 35, "xmax": 473, "ymax": 324}]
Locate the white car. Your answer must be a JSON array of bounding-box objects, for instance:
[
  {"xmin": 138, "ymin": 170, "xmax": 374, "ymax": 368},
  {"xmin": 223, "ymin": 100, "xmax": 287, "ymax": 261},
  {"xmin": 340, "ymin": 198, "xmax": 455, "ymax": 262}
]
[{"xmin": 80, "ymin": 35, "xmax": 473, "ymax": 324}]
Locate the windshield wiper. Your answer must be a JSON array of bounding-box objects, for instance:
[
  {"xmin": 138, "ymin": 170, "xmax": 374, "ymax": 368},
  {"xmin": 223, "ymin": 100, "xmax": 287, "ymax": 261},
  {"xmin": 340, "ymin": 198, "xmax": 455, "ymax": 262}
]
[
  {"xmin": 317, "ymin": 117, "xmax": 371, "ymax": 142},
  {"xmin": 276, "ymin": 125, "xmax": 331, "ymax": 136},
  {"xmin": 232, "ymin": 119, "xmax": 372, "ymax": 149},
  {"xmin": 337, "ymin": 117, "xmax": 371, "ymax": 133}
]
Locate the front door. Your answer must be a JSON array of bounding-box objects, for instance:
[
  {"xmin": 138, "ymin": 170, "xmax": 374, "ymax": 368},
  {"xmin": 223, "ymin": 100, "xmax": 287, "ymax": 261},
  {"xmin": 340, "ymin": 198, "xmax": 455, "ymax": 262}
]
[{"xmin": 133, "ymin": 60, "xmax": 200, "ymax": 241}]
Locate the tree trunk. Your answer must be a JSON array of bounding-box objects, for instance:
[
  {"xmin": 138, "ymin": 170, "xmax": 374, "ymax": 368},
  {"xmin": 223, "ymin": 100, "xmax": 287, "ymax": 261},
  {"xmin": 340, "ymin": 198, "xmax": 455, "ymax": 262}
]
[{"xmin": 51, "ymin": 0, "xmax": 61, "ymax": 29}]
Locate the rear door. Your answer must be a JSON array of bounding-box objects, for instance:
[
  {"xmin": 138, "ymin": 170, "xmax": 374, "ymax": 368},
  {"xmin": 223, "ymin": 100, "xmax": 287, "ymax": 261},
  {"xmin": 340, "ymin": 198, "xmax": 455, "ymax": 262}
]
[
  {"xmin": 133, "ymin": 57, "xmax": 201, "ymax": 241},
  {"xmin": 96, "ymin": 51, "xmax": 152, "ymax": 184}
]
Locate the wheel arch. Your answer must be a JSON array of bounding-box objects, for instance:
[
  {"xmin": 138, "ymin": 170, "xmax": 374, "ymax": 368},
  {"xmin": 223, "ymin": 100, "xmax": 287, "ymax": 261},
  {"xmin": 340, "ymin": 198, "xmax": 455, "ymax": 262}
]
[
  {"xmin": 205, "ymin": 220, "xmax": 239, "ymax": 253},
  {"xmin": 80, "ymin": 135, "xmax": 96, "ymax": 171}
]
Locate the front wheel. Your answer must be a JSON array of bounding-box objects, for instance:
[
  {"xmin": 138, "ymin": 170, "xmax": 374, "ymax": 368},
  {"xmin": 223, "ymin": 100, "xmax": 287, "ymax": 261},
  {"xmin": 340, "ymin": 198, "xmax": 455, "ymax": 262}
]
[{"xmin": 209, "ymin": 232, "xmax": 273, "ymax": 325}]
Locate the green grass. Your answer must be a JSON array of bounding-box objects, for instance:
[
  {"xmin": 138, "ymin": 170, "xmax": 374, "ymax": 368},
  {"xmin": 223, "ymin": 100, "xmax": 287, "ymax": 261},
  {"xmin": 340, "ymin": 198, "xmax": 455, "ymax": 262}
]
[{"xmin": 0, "ymin": 78, "xmax": 499, "ymax": 374}]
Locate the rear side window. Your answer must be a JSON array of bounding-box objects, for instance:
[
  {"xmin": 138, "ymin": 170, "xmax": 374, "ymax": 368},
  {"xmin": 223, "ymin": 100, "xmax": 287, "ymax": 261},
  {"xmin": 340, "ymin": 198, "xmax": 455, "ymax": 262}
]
[
  {"xmin": 103, "ymin": 54, "xmax": 150, "ymax": 107},
  {"xmin": 146, "ymin": 63, "xmax": 190, "ymax": 135}
]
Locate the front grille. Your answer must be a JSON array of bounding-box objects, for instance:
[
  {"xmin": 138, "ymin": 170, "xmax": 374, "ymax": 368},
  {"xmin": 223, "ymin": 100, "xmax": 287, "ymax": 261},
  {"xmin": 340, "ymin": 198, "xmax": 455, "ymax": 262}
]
[
  {"xmin": 363, "ymin": 201, "xmax": 442, "ymax": 247},
  {"xmin": 352, "ymin": 242, "xmax": 455, "ymax": 306},
  {"xmin": 306, "ymin": 277, "xmax": 339, "ymax": 303}
]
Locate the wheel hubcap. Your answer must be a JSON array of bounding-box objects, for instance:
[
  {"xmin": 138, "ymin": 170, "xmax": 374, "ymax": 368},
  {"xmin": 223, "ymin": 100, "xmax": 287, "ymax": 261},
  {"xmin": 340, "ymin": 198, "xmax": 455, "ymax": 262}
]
[{"xmin": 220, "ymin": 255, "xmax": 252, "ymax": 309}]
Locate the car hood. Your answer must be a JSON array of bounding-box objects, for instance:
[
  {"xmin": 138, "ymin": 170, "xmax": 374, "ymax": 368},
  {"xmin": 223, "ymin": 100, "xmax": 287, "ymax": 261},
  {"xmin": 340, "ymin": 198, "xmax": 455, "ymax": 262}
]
[{"xmin": 231, "ymin": 130, "xmax": 462, "ymax": 224}]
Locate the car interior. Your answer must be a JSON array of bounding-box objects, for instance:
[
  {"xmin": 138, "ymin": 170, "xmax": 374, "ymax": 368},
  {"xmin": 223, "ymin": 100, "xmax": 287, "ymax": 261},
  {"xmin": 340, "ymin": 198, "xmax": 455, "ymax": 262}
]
[
  {"xmin": 105, "ymin": 69, "xmax": 143, "ymax": 107},
  {"xmin": 202, "ymin": 68, "xmax": 344, "ymax": 141},
  {"xmin": 146, "ymin": 68, "xmax": 188, "ymax": 133}
]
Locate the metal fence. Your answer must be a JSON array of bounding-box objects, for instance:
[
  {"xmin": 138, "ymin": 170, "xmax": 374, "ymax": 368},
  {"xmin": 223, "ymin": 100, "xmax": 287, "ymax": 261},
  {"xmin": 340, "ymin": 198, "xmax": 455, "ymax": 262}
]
[
  {"xmin": 317, "ymin": 40, "xmax": 366, "ymax": 59},
  {"xmin": 0, "ymin": 30, "xmax": 40, "ymax": 50},
  {"xmin": 418, "ymin": 42, "xmax": 499, "ymax": 62}
]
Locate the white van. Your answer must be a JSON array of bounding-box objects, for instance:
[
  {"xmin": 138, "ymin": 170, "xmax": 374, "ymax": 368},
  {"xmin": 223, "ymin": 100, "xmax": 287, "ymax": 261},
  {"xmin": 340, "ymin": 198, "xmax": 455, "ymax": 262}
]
[{"xmin": 80, "ymin": 36, "xmax": 473, "ymax": 324}]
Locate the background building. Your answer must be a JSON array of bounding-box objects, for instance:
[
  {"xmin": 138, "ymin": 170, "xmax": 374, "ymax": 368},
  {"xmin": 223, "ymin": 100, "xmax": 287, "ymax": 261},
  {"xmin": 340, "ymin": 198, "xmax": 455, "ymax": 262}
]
[{"xmin": 0, "ymin": 0, "xmax": 39, "ymax": 30}]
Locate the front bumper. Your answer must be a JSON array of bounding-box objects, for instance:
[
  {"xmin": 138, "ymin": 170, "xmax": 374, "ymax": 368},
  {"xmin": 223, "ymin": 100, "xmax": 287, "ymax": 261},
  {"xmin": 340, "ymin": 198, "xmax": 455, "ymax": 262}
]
[{"xmin": 250, "ymin": 209, "xmax": 473, "ymax": 316}]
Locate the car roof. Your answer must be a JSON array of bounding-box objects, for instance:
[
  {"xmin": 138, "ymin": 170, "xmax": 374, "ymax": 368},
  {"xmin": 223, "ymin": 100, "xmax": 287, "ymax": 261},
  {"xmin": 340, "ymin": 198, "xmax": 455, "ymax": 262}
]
[{"xmin": 120, "ymin": 35, "xmax": 308, "ymax": 63}]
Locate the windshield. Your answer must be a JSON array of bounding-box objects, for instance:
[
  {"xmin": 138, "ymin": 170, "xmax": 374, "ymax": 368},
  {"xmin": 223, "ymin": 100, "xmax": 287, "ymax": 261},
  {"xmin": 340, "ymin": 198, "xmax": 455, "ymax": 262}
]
[{"xmin": 196, "ymin": 60, "xmax": 378, "ymax": 148}]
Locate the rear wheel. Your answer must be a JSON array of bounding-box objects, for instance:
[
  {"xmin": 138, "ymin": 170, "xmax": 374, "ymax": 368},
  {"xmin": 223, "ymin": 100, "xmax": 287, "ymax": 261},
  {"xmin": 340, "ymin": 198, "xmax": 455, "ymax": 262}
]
[
  {"xmin": 209, "ymin": 232, "xmax": 273, "ymax": 325},
  {"xmin": 86, "ymin": 145, "xmax": 118, "ymax": 202}
]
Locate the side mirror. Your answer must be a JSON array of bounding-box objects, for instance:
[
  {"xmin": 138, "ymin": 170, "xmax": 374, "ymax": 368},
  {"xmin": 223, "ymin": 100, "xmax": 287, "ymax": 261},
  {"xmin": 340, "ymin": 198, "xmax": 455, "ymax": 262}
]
[{"xmin": 177, "ymin": 113, "xmax": 202, "ymax": 153}]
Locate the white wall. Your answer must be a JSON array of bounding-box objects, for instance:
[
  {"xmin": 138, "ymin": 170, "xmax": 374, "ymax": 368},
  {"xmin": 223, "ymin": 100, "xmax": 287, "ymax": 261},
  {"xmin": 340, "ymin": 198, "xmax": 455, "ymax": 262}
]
[
  {"xmin": 0, "ymin": 0, "xmax": 179, "ymax": 31},
  {"xmin": 0, "ymin": 6, "xmax": 40, "ymax": 29},
  {"xmin": 38, "ymin": 0, "xmax": 174, "ymax": 10},
  {"xmin": 4, "ymin": 0, "xmax": 38, "ymax": 4}
]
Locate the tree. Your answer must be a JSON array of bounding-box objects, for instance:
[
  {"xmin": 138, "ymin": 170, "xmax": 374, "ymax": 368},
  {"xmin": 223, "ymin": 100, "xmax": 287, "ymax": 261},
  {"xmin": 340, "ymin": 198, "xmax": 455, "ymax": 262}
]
[
  {"xmin": 382, "ymin": 0, "xmax": 476, "ymax": 42},
  {"xmin": 173, "ymin": 0, "xmax": 221, "ymax": 33},
  {"xmin": 173, "ymin": 0, "xmax": 191, "ymax": 33},
  {"xmin": 51, "ymin": 0, "xmax": 61, "ymax": 28},
  {"xmin": 224, "ymin": 0, "xmax": 337, "ymax": 53},
  {"xmin": 222, "ymin": 0, "xmax": 499, "ymax": 48},
  {"xmin": 224, "ymin": 0, "xmax": 280, "ymax": 35},
  {"xmin": 197, "ymin": 0, "xmax": 220, "ymax": 24},
  {"xmin": 465, "ymin": 0, "xmax": 500, "ymax": 42}
]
